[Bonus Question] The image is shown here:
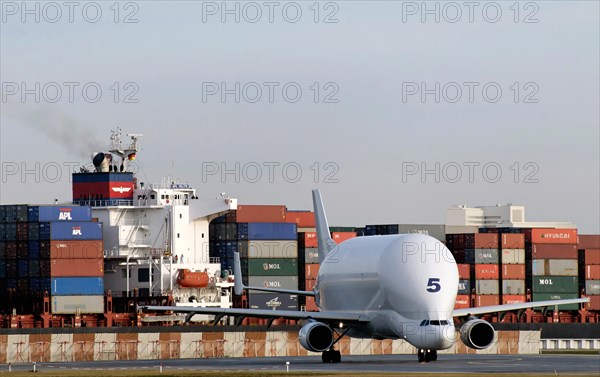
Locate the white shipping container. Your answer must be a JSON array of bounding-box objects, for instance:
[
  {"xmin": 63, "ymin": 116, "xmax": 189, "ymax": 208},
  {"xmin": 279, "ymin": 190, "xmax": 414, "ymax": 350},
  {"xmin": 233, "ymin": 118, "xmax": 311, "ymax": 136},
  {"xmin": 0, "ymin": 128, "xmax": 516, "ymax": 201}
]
[
  {"xmin": 501, "ymin": 249, "xmax": 525, "ymax": 264},
  {"xmin": 548, "ymin": 259, "xmax": 578, "ymax": 276},
  {"xmin": 397, "ymin": 224, "xmax": 445, "ymax": 242},
  {"xmin": 304, "ymin": 248, "xmax": 319, "ymax": 264},
  {"xmin": 474, "ymin": 248, "xmax": 499, "ymax": 264},
  {"xmin": 51, "ymin": 295, "xmax": 104, "ymax": 314},
  {"xmin": 533, "ymin": 259, "xmax": 579, "ymax": 276},
  {"xmin": 585, "ymin": 280, "xmax": 600, "ymax": 295},
  {"xmin": 445, "ymin": 226, "xmax": 479, "ymax": 234},
  {"xmin": 241, "ymin": 240, "xmax": 298, "ymax": 258},
  {"xmin": 476, "ymin": 280, "xmax": 499, "ymax": 295},
  {"xmin": 532, "ymin": 260, "xmax": 546, "ymax": 276},
  {"xmin": 248, "ymin": 275, "xmax": 298, "ymax": 290},
  {"xmin": 502, "ymin": 280, "xmax": 525, "ymax": 295}
]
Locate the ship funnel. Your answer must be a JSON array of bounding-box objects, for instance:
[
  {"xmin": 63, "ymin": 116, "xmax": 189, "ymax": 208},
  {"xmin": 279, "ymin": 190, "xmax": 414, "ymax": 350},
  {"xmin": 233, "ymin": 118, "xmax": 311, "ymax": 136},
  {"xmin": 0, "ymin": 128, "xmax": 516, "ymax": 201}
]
[{"xmin": 92, "ymin": 152, "xmax": 111, "ymax": 173}]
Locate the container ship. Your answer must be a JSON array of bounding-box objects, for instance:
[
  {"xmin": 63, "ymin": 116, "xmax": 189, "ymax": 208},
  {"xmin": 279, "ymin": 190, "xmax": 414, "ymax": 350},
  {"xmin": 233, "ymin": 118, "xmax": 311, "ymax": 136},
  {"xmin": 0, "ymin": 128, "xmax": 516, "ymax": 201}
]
[{"xmin": 1, "ymin": 130, "xmax": 599, "ymax": 328}]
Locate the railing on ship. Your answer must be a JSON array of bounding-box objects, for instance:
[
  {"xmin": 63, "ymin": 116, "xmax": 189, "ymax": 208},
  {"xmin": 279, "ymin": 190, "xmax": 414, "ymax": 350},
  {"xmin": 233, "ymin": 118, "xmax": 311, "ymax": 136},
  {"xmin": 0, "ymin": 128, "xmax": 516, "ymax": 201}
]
[{"xmin": 73, "ymin": 199, "xmax": 134, "ymax": 207}]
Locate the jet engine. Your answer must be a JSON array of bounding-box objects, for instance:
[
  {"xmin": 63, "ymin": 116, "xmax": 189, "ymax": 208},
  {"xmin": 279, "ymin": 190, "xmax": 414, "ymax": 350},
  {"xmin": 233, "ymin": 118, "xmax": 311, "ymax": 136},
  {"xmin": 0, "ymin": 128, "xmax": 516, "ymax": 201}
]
[
  {"xmin": 298, "ymin": 321, "xmax": 334, "ymax": 352},
  {"xmin": 460, "ymin": 318, "xmax": 495, "ymax": 349}
]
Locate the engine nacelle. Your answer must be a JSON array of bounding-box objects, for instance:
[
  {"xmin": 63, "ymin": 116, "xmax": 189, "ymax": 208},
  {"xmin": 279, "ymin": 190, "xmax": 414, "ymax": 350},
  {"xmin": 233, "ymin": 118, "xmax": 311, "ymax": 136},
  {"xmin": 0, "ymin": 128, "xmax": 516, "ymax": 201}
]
[
  {"xmin": 298, "ymin": 321, "xmax": 333, "ymax": 352},
  {"xmin": 460, "ymin": 319, "xmax": 495, "ymax": 349}
]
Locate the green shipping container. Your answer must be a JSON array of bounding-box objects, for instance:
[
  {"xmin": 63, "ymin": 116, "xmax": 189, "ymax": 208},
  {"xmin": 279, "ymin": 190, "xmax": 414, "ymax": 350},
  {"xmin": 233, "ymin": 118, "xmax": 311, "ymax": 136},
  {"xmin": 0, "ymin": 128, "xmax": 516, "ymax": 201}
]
[
  {"xmin": 532, "ymin": 276, "xmax": 578, "ymax": 293},
  {"xmin": 532, "ymin": 293, "xmax": 580, "ymax": 311},
  {"xmin": 245, "ymin": 258, "xmax": 298, "ymax": 276}
]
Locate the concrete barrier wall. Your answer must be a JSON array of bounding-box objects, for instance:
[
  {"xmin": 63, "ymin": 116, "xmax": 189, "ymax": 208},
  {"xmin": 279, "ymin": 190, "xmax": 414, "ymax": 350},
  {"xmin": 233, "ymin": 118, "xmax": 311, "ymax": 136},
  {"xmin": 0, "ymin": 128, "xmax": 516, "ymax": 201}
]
[
  {"xmin": 0, "ymin": 330, "xmax": 540, "ymax": 364},
  {"xmin": 541, "ymin": 339, "xmax": 600, "ymax": 350}
]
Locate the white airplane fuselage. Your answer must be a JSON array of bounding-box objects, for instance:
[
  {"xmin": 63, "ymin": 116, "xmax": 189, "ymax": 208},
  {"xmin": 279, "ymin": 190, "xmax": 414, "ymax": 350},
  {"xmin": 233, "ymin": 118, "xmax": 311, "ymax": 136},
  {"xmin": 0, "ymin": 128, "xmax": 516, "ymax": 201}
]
[{"xmin": 315, "ymin": 234, "xmax": 459, "ymax": 350}]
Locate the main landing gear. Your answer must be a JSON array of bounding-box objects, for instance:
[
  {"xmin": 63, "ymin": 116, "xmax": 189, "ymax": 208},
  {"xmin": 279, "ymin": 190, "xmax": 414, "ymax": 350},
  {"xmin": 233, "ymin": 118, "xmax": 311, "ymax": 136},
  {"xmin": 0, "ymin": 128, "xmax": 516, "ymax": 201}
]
[
  {"xmin": 417, "ymin": 349, "xmax": 437, "ymax": 363},
  {"xmin": 322, "ymin": 349, "xmax": 342, "ymax": 363},
  {"xmin": 321, "ymin": 324, "xmax": 352, "ymax": 363}
]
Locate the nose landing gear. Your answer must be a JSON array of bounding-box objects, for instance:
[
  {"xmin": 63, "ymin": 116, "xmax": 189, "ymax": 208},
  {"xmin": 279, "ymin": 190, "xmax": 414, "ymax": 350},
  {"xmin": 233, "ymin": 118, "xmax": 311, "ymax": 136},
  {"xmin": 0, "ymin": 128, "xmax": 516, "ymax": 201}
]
[{"xmin": 417, "ymin": 349, "xmax": 437, "ymax": 363}]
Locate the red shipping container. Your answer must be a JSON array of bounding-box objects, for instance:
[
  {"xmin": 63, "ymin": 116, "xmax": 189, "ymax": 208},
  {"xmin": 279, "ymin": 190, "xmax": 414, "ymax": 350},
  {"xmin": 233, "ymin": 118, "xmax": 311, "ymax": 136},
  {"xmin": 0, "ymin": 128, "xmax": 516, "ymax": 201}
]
[
  {"xmin": 586, "ymin": 295, "xmax": 600, "ymax": 311},
  {"xmin": 332, "ymin": 232, "xmax": 356, "ymax": 244},
  {"xmin": 475, "ymin": 295, "xmax": 499, "ymax": 307},
  {"xmin": 585, "ymin": 265, "xmax": 600, "ymax": 280},
  {"xmin": 299, "ymin": 232, "xmax": 318, "ymax": 248},
  {"xmin": 236, "ymin": 205, "xmax": 286, "ymax": 223},
  {"xmin": 584, "ymin": 249, "xmax": 600, "ymax": 265},
  {"xmin": 285, "ymin": 211, "xmax": 316, "ymax": 228},
  {"xmin": 466, "ymin": 233, "xmax": 498, "ymax": 249},
  {"xmin": 531, "ymin": 228, "xmax": 577, "ymax": 244},
  {"xmin": 51, "ymin": 258, "xmax": 104, "ymax": 277},
  {"xmin": 532, "ymin": 244, "xmax": 578, "ymax": 259},
  {"xmin": 305, "ymin": 296, "xmax": 319, "ymax": 311},
  {"xmin": 475, "ymin": 264, "xmax": 499, "ymax": 280},
  {"xmin": 578, "ymin": 235, "xmax": 600, "ymax": 249},
  {"xmin": 454, "ymin": 295, "xmax": 470, "ymax": 309},
  {"xmin": 50, "ymin": 240, "xmax": 104, "ymax": 259},
  {"xmin": 457, "ymin": 264, "xmax": 471, "ymax": 279},
  {"xmin": 305, "ymin": 264, "xmax": 319, "ymax": 280},
  {"xmin": 305, "ymin": 279, "xmax": 316, "ymax": 292},
  {"xmin": 502, "ymin": 264, "xmax": 526, "ymax": 280},
  {"xmin": 501, "ymin": 234, "xmax": 525, "ymax": 249},
  {"xmin": 502, "ymin": 295, "xmax": 526, "ymax": 305}
]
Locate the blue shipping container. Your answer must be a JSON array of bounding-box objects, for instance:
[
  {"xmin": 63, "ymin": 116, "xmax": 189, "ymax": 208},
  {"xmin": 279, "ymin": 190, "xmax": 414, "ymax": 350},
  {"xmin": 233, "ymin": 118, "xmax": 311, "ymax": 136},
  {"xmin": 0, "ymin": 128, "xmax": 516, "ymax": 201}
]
[
  {"xmin": 28, "ymin": 206, "xmax": 92, "ymax": 222},
  {"xmin": 38, "ymin": 223, "xmax": 51, "ymax": 240},
  {"xmin": 240, "ymin": 223, "xmax": 297, "ymax": 240},
  {"xmin": 237, "ymin": 223, "xmax": 248, "ymax": 240},
  {"xmin": 30, "ymin": 278, "xmax": 51, "ymax": 292},
  {"xmin": 28, "ymin": 241, "xmax": 40, "ymax": 259},
  {"xmin": 51, "ymin": 277, "xmax": 104, "ymax": 295},
  {"xmin": 50, "ymin": 222, "xmax": 102, "ymax": 240},
  {"xmin": 17, "ymin": 260, "xmax": 29, "ymax": 277}
]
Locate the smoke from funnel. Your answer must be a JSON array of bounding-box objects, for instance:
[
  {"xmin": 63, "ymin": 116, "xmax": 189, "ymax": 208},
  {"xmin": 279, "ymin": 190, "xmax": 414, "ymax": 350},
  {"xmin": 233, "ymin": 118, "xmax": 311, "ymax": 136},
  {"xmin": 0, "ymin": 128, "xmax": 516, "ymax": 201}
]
[{"xmin": 2, "ymin": 104, "xmax": 103, "ymax": 158}]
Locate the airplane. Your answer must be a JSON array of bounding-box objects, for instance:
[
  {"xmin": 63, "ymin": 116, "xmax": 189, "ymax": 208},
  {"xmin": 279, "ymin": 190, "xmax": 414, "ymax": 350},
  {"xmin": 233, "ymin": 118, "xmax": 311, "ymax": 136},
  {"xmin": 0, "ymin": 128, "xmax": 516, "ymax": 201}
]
[{"xmin": 144, "ymin": 189, "xmax": 590, "ymax": 363}]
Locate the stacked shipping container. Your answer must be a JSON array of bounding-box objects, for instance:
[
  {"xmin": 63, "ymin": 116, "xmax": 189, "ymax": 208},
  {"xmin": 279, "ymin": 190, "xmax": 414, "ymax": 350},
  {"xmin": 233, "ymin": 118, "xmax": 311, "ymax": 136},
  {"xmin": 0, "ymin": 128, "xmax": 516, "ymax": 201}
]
[
  {"xmin": 579, "ymin": 235, "xmax": 600, "ymax": 311},
  {"xmin": 530, "ymin": 229, "xmax": 580, "ymax": 310},
  {"xmin": 447, "ymin": 233, "xmax": 500, "ymax": 307},
  {"xmin": 210, "ymin": 205, "xmax": 300, "ymax": 310},
  {"xmin": 299, "ymin": 231, "xmax": 319, "ymax": 311},
  {"xmin": 501, "ymin": 233, "xmax": 526, "ymax": 305},
  {"xmin": 0, "ymin": 205, "xmax": 104, "ymax": 315}
]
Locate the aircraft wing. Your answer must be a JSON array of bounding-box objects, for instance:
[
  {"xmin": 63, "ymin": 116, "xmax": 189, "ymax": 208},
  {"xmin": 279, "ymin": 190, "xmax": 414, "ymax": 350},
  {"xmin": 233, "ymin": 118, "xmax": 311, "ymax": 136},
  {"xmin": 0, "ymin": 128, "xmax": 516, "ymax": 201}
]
[
  {"xmin": 142, "ymin": 305, "xmax": 371, "ymax": 325},
  {"xmin": 453, "ymin": 297, "xmax": 590, "ymax": 317}
]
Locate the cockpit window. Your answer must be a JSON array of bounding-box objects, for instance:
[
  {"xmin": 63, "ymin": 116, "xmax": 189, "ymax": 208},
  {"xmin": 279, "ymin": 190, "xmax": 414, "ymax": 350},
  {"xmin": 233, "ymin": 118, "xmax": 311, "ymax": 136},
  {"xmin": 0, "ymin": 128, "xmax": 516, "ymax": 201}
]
[{"xmin": 419, "ymin": 320, "xmax": 428, "ymax": 326}]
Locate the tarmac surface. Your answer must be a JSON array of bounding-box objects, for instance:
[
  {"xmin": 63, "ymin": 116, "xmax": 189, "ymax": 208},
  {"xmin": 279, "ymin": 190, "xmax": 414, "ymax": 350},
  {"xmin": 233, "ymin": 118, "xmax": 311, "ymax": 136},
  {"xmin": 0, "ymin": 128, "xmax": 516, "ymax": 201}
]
[{"xmin": 1, "ymin": 354, "xmax": 599, "ymax": 374}]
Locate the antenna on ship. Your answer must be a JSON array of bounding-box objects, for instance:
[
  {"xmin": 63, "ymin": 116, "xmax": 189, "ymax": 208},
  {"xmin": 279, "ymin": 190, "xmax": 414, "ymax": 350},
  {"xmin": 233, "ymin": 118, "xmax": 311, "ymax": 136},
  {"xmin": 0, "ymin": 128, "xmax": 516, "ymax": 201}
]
[{"xmin": 91, "ymin": 128, "xmax": 143, "ymax": 173}]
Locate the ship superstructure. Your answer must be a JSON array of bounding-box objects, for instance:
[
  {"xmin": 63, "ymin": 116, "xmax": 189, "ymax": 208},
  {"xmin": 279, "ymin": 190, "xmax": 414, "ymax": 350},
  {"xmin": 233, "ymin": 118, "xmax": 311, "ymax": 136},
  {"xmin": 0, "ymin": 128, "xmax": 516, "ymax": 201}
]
[{"xmin": 73, "ymin": 129, "xmax": 237, "ymax": 313}]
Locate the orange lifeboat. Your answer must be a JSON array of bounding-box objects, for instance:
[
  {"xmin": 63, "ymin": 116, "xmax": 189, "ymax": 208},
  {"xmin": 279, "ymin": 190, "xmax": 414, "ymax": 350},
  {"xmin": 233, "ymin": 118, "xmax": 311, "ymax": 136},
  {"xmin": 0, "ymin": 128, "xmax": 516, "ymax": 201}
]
[{"xmin": 177, "ymin": 269, "xmax": 209, "ymax": 288}]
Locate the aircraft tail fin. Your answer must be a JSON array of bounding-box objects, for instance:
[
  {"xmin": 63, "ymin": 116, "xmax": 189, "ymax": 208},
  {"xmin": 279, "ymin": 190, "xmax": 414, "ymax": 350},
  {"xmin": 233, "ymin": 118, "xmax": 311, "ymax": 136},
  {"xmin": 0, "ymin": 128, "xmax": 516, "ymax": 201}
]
[{"xmin": 312, "ymin": 189, "xmax": 337, "ymax": 263}]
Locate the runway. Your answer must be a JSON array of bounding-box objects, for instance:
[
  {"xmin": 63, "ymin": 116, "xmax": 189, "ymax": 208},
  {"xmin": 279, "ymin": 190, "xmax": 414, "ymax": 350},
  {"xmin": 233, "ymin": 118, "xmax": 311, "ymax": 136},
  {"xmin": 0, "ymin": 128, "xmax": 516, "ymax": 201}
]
[{"xmin": 2, "ymin": 354, "xmax": 599, "ymax": 374}]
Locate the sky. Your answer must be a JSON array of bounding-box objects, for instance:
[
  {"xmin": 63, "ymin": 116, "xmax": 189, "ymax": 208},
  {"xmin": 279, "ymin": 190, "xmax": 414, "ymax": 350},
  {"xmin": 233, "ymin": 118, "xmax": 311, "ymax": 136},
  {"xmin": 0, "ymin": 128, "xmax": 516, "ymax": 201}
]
[{"xmin": 1, "ymin": 1, "xmax": 599, "ymax": 233}]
